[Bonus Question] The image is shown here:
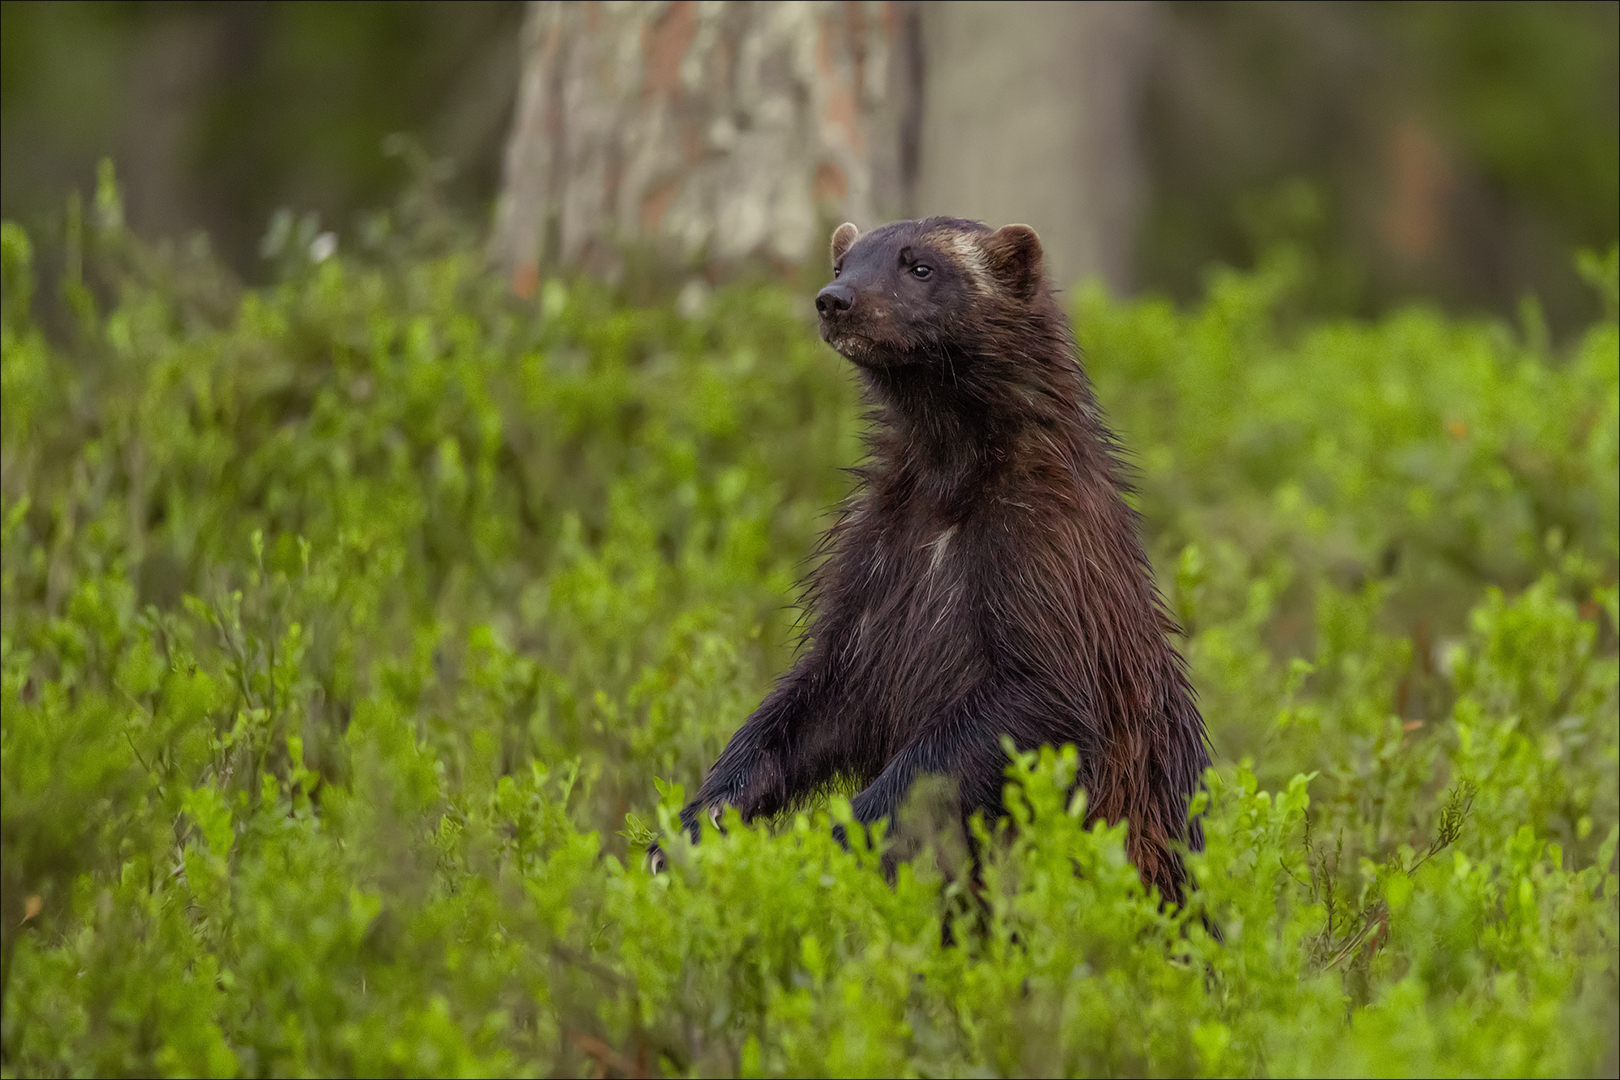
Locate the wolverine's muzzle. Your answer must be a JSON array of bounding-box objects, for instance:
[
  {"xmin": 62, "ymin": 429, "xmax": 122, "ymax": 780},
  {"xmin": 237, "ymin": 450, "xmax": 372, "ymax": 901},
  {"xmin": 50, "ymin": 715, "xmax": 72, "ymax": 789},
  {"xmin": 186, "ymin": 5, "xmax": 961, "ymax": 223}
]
[
  {"xmin": 816, "ymin": 283, "xmax": 855, "ymax": 317},
  {"xmin": 816, "ymin": 282, "xmax": 864, "ymax": 358}
]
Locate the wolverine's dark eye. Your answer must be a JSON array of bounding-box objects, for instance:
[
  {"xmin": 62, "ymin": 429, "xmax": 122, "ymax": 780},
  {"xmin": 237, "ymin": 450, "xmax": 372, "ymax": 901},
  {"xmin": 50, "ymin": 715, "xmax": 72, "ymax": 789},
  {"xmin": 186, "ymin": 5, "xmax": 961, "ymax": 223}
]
[{"xmin": 910, "ymin": 264, "xmax": 933, "ymax": 280}]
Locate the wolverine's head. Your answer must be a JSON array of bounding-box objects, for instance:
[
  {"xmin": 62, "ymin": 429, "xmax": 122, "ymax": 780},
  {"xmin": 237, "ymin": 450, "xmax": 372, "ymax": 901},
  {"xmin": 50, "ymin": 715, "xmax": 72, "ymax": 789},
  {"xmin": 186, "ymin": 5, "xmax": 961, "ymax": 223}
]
[{"xmin": 815, "ymin": 217, "xmax": 1045, "ymax": 368}]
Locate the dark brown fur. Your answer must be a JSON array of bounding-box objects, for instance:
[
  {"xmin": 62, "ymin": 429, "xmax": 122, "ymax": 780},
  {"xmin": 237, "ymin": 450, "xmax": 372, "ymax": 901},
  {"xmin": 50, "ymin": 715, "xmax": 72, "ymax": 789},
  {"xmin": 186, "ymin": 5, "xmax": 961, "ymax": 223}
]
[{"xmin": 658, "ymin": 217, "xmax": 1209, "ymax": 900}]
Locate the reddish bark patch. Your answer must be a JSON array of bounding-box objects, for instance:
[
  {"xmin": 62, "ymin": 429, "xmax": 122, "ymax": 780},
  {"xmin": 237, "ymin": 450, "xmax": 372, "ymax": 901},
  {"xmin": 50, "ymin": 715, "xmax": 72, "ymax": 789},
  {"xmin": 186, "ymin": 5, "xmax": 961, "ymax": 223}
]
[
  {"xmin": 512, "ymin": 262, "xmax": 540, "ymax": 301},
  {"xmin": 814, "ymin": 161, "xmax": 849, "ymax": 204},
  {"xmin": 1381, "ymin": 120, "xmax": 1453, "ymax": 262},
  {"xmin": 640, "ymin": 176, "xmax": 679, "ymax": 234},
  {"xmin": 815, "ymin": 13, "xmax": 864, "ymax": 153},
  {"xmin": 642, "ymin": 0, "xmax": 698, "ymax": 100}
]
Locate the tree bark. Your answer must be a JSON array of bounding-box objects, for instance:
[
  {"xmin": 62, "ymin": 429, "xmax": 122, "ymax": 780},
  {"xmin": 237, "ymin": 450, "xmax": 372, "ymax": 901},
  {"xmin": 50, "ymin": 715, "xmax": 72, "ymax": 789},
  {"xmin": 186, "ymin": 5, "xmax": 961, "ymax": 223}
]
[{"xmin": 490, "ymin": 0, "xmax": 916, "ymax": 296}]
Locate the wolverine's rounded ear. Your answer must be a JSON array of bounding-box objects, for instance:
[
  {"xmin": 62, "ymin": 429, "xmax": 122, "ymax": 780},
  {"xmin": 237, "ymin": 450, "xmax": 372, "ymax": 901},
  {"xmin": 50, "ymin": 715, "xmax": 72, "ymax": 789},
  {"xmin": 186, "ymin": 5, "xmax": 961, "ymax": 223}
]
[
  {"xmin": 983, "ymin": 225, "xmax": 1043, "ymax": 302},
  {"xmin": 830, "ymin": 222, "xmax": 860, "ymax": 265}
]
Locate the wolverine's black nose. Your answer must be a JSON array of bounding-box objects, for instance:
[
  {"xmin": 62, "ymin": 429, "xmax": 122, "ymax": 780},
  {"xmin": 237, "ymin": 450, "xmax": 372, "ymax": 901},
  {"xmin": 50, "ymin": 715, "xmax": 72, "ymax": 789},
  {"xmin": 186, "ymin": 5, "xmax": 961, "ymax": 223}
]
[{"xmin": 815, "ymin": 283, "xmax": 854, "ymax": 316}]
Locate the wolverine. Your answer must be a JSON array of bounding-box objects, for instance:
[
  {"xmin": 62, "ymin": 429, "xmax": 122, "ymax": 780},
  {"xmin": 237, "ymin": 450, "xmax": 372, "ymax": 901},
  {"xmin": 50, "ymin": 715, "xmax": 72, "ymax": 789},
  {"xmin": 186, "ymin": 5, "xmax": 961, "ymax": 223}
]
[{"xmin": 652, "ymin": 218, "xmax": 1209, "ymax": 901}]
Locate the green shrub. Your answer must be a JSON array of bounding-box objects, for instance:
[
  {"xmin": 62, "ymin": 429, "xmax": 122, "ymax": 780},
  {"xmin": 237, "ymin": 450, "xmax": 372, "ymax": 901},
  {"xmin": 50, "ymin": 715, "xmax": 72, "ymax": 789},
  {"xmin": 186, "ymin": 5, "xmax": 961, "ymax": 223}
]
[{"xmin": 2, "ymin": 189, "xmax": 1615, "ymax": 1076}]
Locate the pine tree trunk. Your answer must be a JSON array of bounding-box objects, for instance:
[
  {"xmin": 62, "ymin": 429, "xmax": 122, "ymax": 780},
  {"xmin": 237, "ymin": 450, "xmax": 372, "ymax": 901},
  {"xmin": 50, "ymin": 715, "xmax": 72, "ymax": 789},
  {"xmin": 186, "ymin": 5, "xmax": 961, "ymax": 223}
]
[{"xmin": 490, "ymin": 0, "xmax": 916, "ymax": 296}]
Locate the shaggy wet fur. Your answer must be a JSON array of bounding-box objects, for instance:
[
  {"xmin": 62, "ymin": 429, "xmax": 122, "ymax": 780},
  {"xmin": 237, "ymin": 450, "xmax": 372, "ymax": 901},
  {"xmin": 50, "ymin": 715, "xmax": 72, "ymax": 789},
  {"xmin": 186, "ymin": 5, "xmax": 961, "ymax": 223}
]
[{"xmin": 659, "ymin": 217, "xmax": 1209, "ymax": 900}]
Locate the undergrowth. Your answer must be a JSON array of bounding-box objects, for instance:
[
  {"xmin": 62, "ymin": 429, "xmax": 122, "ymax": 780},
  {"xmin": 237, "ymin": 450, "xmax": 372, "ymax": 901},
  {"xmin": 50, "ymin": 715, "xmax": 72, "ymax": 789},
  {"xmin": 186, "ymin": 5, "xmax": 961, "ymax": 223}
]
[{"xmin": 3, "ymin": 173, "xmax": 1616, "ymax": 1076}]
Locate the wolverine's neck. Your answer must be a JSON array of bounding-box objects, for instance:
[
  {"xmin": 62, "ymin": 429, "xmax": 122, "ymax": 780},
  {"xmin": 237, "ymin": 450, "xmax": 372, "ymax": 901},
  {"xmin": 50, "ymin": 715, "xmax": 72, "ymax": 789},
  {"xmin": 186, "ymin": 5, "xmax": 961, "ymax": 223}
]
[
  {"xmin": 860, "ymin": 344, "xmax": 1113, "ymax": 518},
  {"xmin": 864, "ymin": 362, "xmax": 1010, "ymax": 474}
]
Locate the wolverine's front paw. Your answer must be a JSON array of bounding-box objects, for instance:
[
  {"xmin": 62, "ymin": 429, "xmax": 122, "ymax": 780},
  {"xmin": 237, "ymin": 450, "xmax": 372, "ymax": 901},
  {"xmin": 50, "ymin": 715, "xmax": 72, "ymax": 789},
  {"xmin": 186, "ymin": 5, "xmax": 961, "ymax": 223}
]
[
  {"xmin": 648, "ymin": 805, "xmax": 724, "ymax": 876},
  {"xmin": 677, "ymin": 802, "xmax": 725, "ymax": 841}
]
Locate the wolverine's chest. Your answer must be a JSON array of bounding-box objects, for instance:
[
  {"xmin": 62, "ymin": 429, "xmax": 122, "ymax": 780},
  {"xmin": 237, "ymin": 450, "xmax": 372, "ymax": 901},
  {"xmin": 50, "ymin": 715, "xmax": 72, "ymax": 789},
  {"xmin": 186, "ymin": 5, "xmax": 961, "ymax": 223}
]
[{"xmin": 831, "ymin": 502, "xmax": 990, "ymax": 698}]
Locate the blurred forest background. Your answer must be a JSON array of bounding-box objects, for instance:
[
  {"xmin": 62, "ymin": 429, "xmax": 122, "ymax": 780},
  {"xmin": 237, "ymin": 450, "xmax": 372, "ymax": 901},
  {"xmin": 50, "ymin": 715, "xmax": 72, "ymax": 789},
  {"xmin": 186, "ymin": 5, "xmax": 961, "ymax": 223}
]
[{"xmin": 2, "ymin": 0, "xmax": 1616, "ymax": 333}]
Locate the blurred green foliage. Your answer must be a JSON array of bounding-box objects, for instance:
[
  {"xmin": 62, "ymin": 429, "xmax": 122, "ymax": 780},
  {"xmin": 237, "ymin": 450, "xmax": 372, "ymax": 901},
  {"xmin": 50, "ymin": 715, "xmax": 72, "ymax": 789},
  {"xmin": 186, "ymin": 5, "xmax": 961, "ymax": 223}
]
[
  {"xmin": 1, "ymin": 173, "xmax": 1617, "ymax": 1076},
  {"xmin": 1143, "ymin": 0, "xmax": 1619, "ymax": 332},
  {"xmin": 1392, "ymin": 1, "xmax": 1619, "ymax": 244},
  {"xmin": 0, "ymin": 0, "xmax": 517, "ymax": 274}
]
